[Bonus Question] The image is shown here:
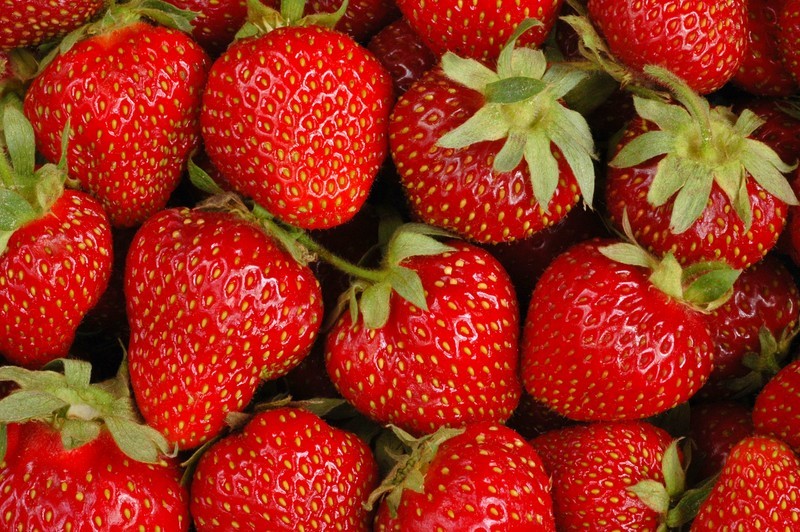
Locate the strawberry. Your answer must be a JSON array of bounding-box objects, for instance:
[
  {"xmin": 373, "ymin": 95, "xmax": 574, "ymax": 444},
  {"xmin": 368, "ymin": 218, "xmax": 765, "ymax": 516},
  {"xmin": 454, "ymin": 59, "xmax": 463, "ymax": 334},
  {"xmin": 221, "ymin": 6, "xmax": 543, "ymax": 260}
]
[
  {"xmin": 325, "ymin": 230, "xmax": 522, "ymax": 436},
  {"xmin": 372, "ymin": 423, "xmax": 556, "ymax": 530},
  {"xmin": 0, "ymin": 0, "xmax": 106, "ymax": 50},
  {"xmin": 531, "ymin": 421, "xmax": 686, "ymax": 530},
  {"xmin": 777, "ymin": 0, "xmax": 800, "ymax": 84},
  {"xmin": 732, "ymin": 0, "xmax": 798, "ymax": 97},
  {"xmin": 124, "ymin": 203, "xmax": 323, "ymax": 449},
  {"xmin": 200, "ymin": 5, "xmax": 393, "ymax": 230},
  {"xmin": 394, "ymin": 0, "xmax": 565, "ymax": 64},
  {"xmin": 604, "ymin": 69, "xmax": 798, "ymax": 270},
  {"xmin": 389, "ymin": 23, "xmax": 596, "ymax": 243},
  {"xmin": 165, "ymin": 0, "xmax": 248, "ymax": 55},
  {"xmin": 0, "ymin": 101, "xmax": 112, "ymax": 368},
  {"xmin": 687, "ymin": 402, "xmax": 753, "ymax": 482},
  {"xmin": 691, "ymin": 435, "xmax": 800, "ymax": 530},
  {"xmin": 521, "ymin": 237, "xmax": 726, "ymax": 422},
  {"xmin": 367, "ymin": 17, "xmax": 438, "ymax": 97},
  {"xmin": 190, "ymin": 406, "xmax": 378, "ymax": 531},
  {"xmin": 23, "ymin": 11, "xmax": 211, "ymax": 228},
  {"xmin": 586, "ymin": 0, "xmax": 747, "ymax": 94},
  {"xmin": 752, "ymin": 359, "xmax": 800, "ymax": 454},
  {"xmin": 0, "ymin": 359, "xmax": 187, "ymax": 530}
]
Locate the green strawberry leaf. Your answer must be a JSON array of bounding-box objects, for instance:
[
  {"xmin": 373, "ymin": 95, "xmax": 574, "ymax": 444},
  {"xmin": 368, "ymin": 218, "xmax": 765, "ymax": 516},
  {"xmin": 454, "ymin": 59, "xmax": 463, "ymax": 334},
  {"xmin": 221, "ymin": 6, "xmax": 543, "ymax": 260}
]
[
  {"xmin": 648, "ymin": 253, "xmax": 684, "ymax": 302},
  {"xmin": 440, "ymin": 52, "xmax": 498, "ymax": 92},
  {"xmin": 360, "ymin": 281, "xmax": 392, "ymax": 330},
  {"xmin": 0, "ymin": 424, "xmax": 6, "ymax": 463},
  {"xmin": 629, "ymin": 479, "xmax": 670, "ymax": 515},
  {"xmin": 484, "ymin": 77, "xmax": 546, "ymax": 104},
  {"xmin": 495, "ymin": 130, "xmax": 527, "ymax": 173},
  {"xmin": 523, "ymin": 131, "xmax": 559, "ymax": 210},
  {"xmin": 0, "ymin": 189, "xmax": 37, "ymax": 231},
  {"xmin": 666, "ymin": 473, "xmax": 719, "ymax": 527},
  {"xmin": 188, "ymin": 156, "xmax": 226, "ymax": 195},
  {"xmin": 60, "ymin": 418, "xmax": 102, "ymax": 451},
  {"xmin": 0, "ymin": 391, "xmax": 68, "ymax": 422},
  {"xmin": 105, "ymin": 416, "xmax": 173, "ymax": 464},
  {"xmin": 437, "ymin": 104, "xmax": 508, "ymax": 150},
  {"xmin": 610, "ymin": 130, "xmax": 674, "ymax": 168},
  {"xmin": 683, "ymin": 267, "xmax": 741, "ymax": 309},
  {"xmin": 44, "ymin": 358, "xmax": 92, "ymax": 389},
  {"xmin": 2, "ymin": 103, "xmax": 35, "ymax": 178},
  {"xmin": 386, "ymin": 266, "xmax": 427, "ymax": 311},
  {"xmin": 662, "ymin": 439, "xmax": 686, "ymax": 498},
  {"xmin": 598, "ymin": 242, "xmax": 655, "ymax": 269},
  {"xmin": 385, "ymin": 225, "xmax": 455, "ymax": 266}
]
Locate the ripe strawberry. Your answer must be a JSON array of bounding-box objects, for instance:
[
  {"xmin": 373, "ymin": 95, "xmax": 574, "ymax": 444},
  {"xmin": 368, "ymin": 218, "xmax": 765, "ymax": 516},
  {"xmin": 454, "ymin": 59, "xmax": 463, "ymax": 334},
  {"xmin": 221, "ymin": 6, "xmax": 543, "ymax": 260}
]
[
  {"xmin": 190, "ymin": 406, "xmax": 378, "ymax": 531},
  {"xmin": 521, "ymin": 238, "xmax": 719, "ymax": 421},
  {"xmin": 687, "ymin": 402, "xmax": 753, "ymax": 482},
  {"xmin": 389, "ymin": 26, "xmax": 596, "ymax": 243},
  {"xmin": 691, "ymin": 435, "xmax": 800, "ymax": 530},
  {"xmin": 777, "ymin": 0, "xmax": 800, "ymax": 84},
  {"xmin": 394, "ymin": 0, "xmax": 565, "ymax": 63},
  {"xmin": 752, "ymin": 359, "xmax": 800, "ymax": 454},
  {"xmin": 125, "ymin": 205, "xmax": 323, "ymax": 449},
  {"xmin": 732, "ymin": 0, "xmax": 798, "ymax": 97},
  {"xmin": 0, "ymin": 0, "xmax": 106, "ymax": 50},
  {"xmin": 200, "ymin": 13, "xmax": 393, "ymax": 230},
  {"xmin": 0, "ymin": 102, "xmax": 112, "ymax": 368},
  {"xmin": 531, "ymin": 421, "xmax": 684, "ymax": 530},
  {"xmin": 23, "ymin": 18, "xmax": 211, "ymax": 227},
  {"xmin": 165, "ymin": 0, "xmax": 248, "ymax": 55},
  {"xmin": 587, "ymin": 0, "xmax": 747, "ymax": 94},
  {"xmin": 367, "ymin": 17, "xmax": 438, "ymax": 97},
  {"xmin": 325, "ymin": 237, "xmax": 522, "ymax": 435},
  {"xmin": 372, "ymin": 423, "xmax": 556, "ymax": 530}
]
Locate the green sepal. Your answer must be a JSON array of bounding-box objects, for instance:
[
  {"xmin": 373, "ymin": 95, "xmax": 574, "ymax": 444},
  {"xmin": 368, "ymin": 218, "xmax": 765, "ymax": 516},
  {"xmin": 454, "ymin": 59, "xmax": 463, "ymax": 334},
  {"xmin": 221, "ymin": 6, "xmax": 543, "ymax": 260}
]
[
  {"xmin": 648, "ymin": 253, "xmax": 684, "ymax": 302},
  {"xmin": 0, "ymin": 423, "xmax": 6, "ymax": 464},
  {"xmin": 359, "ymin": 281, "xmax": 392, "ymax": 330},
  {"xmin": 60, "ymin": 418, "xmax": 102, "ymax": 451},
  {"xmin": 485, "ymin": 77, "xmax": 546, "ymax": 104},
  {"xmin": 385, "ymin": 266, "xmax": 427, "ymax": 311},
  {"xmin": 665, "ymin": 473, "xmax": 719, "ymax": 528},
  {"xmin": 188, "ymin": 156, "xmax": 226, "ymax": 196},
  {"xmin": 384, "ymin": 224, "xmax": 456, "ymax": 266},
  {"xmin": 662, "ymin": 439, "xmax": 686, "ymax": 498},
  {"xmin": 682, "ymin": 266, "xmax": 741, "ymax": 311},
  {"xmin": 0, "ymin": 391, "xmax": 69, "ymax": 422},
  {"xmin": 2, "ymin": 104, "xmax": 35, "ymax": 178},
  {"xmin": 105, "ymin": 415, "xmax": 174, "ymax": 463},
  {"xmin": 629, "ymin": 479, "xmax": 670, "ymax": 515},
  {"xmin": 598, "ymin": 241, "xmax": 655, "ymax": 269},
  {"xmin": 236, "ymin": 0, "xmax": 347, "ymax": 40},
  {"xmin": 0, "ymin": 190, "xmax": 37, "ymax": 231},
  {"xmin": 134, "ymin": 0, "xmax": 198, "ymax": 34}
]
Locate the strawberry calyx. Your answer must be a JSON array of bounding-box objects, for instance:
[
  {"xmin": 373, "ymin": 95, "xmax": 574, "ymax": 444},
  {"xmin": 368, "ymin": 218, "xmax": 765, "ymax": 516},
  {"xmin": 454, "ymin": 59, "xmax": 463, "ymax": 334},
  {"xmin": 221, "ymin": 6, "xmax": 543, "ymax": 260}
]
[
  {"xmin": 726, "ymin": 325, "xmax": 800, "ymax": 396},
  {"xmin": 435, "ymin": 18, "xmax": 597, "ymax": 213},
  {"xmin": 235, "ymin": 0, "xmax": 348, "ymax": 39},
  {"xmin": 0, "ymin": 358, "xmax": 173, "ymax": 464},
  {"xmin": 611, "ymin": 66, "xmax": 799, "ymax": 234}
]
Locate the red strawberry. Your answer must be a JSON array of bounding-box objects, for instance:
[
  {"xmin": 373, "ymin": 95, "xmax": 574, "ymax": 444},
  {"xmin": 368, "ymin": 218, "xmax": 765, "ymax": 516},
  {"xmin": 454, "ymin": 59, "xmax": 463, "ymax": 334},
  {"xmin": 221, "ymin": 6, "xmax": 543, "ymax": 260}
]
[
  {"xmin": 752, "ymin": 359, "xmax": 800, "ymax": 454},
  {"xmin": 367, "ymin": 17, "xmax": 438, "ymax": 97},
  {"xmin": 394, "ymin": 0, "xmax": 565, "ymax": 63},
  {"xmin": 0, "ymin": 359, "xmax": 187, "ymax": 530},
  {"xmin": 687, "ymin": 402, "xmax": 754, "ymax": 482},
  {"xmin": 740, "ymin": 98, "xmax": 800, "ymax": 165},
  {"xmin": 23, "ymin": 18, "xmax": 211, "ymax": 227},
  {"xmin": 372, "ymin": 423, "xmax": 556, "ymax": 530},
  {"xmin": 0, "ymin": 103, "xmax": 112, "ymax": 368},
  {"xmin": 777, "ymin": 0, "xmax": 800, "ymax": 84},
  {"xmin": 389, "ymin": 27, "xmax": 596, "ymax": 244},
  {"xmin": 165, "ymin": 0, "xmax": 248, "ymax": 55},
  {"xmin": 200, "ymin": 15, "xmax": 393, "ymax": 230},
  {"xmin": 190, "ymin": 406, "xmax": 378, "ymax": 531},
  {"xmin": 0, "ymin": 0, "xmax": 106, "ymax": 50},
  {"xmin": 732, "ymin": 0, "xmax": 798, "ymax": 97},
  {"xmin": 587, "ymin": 0, "xmax": 747, "ymax": 94},
  {"xmin": 124, "ymin": 205, "xmax": 323, "ymax": 449},
  {"xmin": 521, "ymin": 238, "xmax": 720, "ymax": 421},
  {"xmin": 691, "ymin": 435, "xmax": 800, "ymax": 530},
  {"xmin": 531, "ymin": 421, "xmax": 684, "ymax": 530},
  {"xmin": 325, "ymin": 235, "xmax": 522, "ymax": 436}
]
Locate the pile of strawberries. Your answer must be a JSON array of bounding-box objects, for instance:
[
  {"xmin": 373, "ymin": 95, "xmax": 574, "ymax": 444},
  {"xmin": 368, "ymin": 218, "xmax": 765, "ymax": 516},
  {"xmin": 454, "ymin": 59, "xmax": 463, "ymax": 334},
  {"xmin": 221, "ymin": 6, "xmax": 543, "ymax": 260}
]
[{"xmin": 2, "ymin": 0, "xmax": 800, "ymax": 529}]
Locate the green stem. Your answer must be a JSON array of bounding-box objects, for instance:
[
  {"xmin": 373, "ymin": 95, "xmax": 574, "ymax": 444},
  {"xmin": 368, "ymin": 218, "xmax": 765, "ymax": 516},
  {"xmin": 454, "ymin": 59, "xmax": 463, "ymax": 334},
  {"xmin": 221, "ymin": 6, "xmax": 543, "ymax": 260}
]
[
  {"xmin": 294, "ymin": 230, "xmax": 386, "ymax": 284},
  {"xmin": 644, "ymin": 65, "xmax": 712, "ymax": 145}
]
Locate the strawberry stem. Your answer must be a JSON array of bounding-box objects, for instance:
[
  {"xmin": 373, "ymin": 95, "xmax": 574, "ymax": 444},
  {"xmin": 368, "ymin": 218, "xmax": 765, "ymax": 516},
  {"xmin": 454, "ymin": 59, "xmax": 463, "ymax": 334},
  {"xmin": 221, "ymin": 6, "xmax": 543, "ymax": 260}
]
[{"xmin": 644, "ymin": 66, "xmax": 712, "ymax": 148}]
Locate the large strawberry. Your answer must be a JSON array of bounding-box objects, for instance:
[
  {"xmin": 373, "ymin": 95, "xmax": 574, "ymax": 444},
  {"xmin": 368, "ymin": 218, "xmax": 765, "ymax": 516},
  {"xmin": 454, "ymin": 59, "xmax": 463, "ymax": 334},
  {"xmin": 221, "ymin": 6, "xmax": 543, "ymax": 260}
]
[
  {"xmin": 200, "ymin": 1, "xmax": 393, "ymax": 230},
  {"xmin": 752, "ymin": 359, "xmax": 800, "ymax": 454},
  {"xmin": 325, "ymin": 226, "xmax": 521, "ymax": 435},
  {"xmin": 124, "ymin": 202, "xmax": 323, "ymax": 449},
  {"xmin": 190, "ymin": 406, "xmax": 378, "ymax": 531},
  {"xmin": 372, "ymin": 423, "xmax": 556, "ymax": 530},
  {"xmin": 367, "ymin": 17, "xmax": 437, "ymax": 97},
  {"xmin": 0, "ymin": 0, "xmax": 106, "ymax": 50},
  {"xmin": 0, "ymin": 359, "xmax": 187, "ymax": 530},
  {"xmin": 23, "ymin": 6, "xmax": 211, "ymax": 227},
  {"xmin": 604, "ymin": 68, "xmax": 798, "ymax": 270},
  {"xmin": 0, "ymin": 101, "xmax": 112, "ymax": 368},
  {"xmin": 586, "ymin": 0, "xmax": 747, "ymax": 94},
  {"xmin": 687, "ymin": 402, "xmax": 753, "ymax": 482},
  {"xmin": 521, "ymin": 237, "xmax": 728, "ymax": 422},
  {"xmin": 389, "ymin": 22, "xmax": 596, "ymax": 243}
]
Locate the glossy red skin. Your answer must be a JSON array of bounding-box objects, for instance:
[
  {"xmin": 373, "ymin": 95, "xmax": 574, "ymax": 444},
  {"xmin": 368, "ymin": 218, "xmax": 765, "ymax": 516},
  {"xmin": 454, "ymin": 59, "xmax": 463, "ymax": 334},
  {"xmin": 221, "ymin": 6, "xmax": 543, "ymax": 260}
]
[
  {"xmin": 201, "ymin": 25, "xmax": 392, "ymax": 229},
  {"xmin": 587, "ymin": 0, "xmax": 747, "ymax": 94},
  {"xmin": 390, "ymin": 67, "xmax": 582, "ymax": 244},
  {"xmin": 375, "ymin": 423, "xmax": 556, "ymax": 531},
  {"xmin": 521, "ymin": 238, "xmax": 714, "ymax": 421},
  {"xmin": 531, "ymin": 421, "xmax": 675, "ymax": 530},
  {"xmin": 0, "ymin": 0, "xmax": 105, "ymax": 50},
  {"xmin": 325, "ymin": 241, "xmax": 522, "ymax": 435},
  {"xmin": 0, "ymin": 190, "xmax": 112, "ymax": 368},
  {"xmin": 753, "ymin": 359, "xmax": 800, "ymax": 454},
  {"xmin": 0, "ymin": 422, "xmax": 188, "ymax": 531},
  {"xmin": 691, "ymin": 435, "xmax": 800, "ymax": 530},
  {"xmin": 125, "ymin": 208, "xmax": 323, "ymax": 450},
  {"xmin": 688, "ymin": 402, "xmax": 753, "ymax": 482},
  {"xmin": 605, "ymin": 117, "xmax": 789, "ymax": 270},
  {"xmin": 733, "ymin": 0, "xmax": 798, "ymax": 96},
  {"xmin": 23, "ymin": 23, "xmax": 210, "ymax": 228},
  {"xmin": 191, "ymin": 407, "xmax": 377, "ymax": 531},
  {"xmin": 367, "ymin": 17, "xmax": 438, "ymax": 97},
  {"xmin": 778, "ymin": 0, "xmax": 800, "ymax": 83},
  {"xmin": 165, "ymin": 0, "xmax": 247, "ymax": 56},
  {"xmin": 394, "ymin": 0, "xmax": 564, "ymax": 63}
]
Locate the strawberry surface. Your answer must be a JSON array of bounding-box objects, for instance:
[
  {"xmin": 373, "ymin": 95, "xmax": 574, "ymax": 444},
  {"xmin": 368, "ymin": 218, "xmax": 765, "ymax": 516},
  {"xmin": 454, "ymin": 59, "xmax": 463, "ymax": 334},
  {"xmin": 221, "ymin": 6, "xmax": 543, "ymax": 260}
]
[{"xmin": 0, "ymin": 0, "xmax": 106, "ymax": 50}]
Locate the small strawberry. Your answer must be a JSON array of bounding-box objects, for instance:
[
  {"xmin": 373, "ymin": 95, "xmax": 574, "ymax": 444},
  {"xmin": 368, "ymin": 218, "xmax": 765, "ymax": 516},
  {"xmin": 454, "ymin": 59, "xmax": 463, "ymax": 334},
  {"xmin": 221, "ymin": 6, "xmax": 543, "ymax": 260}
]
[
  {"xmin": 521, "ymin": 237, "xmax": 729, "ymax": 422},
  {"xmin": 687, "ymin": 402, "xmax": 753, "ymax": 482},
  {"xmin": 0, "ymin": 359, "xmax": 187, "ymax": 530},
  {"xmin": 23, "ymin": 5, "xmax": 211, "ymax": 227},
  {"xmin": 124, "ymin": 202, "xmax": 323, "ymax": 449},
  {"xmin": 325, "ymin": 226, "xmax": 522, "ymax": 435},
  {"xmin": 367, "ymin": 17, "xmax": 438, "ymax": 97},
  {"xmin": 371, "ymin": 423, "xmax": 556, "ymax": 530},
  {"xmin": 0, "ymin": 0, "xmax": 106, "ymax": 50},
  {"xmin": 165, "ymin": 0, "xmax": 248, "ymax": 55},
  {"xmin": 586, "ymin": 0, "xmax": 747, "ymax": 94},
  {"xmin": 752, "ymin": 359, "xmax": 800, "ymax": 454},
  {"xmin": 389, "ymin": 22, "xmax": 596, "ymax": 243},
  {"xmin": 691, "ymin": 435, "xmax": 800, "ymax": 530},
  {"xmin": 200, "ymin": 1, "xmax": 393, "ymax": 230},
  {"xmin": 190, "ymin": 406, "xmax": 378, "ymax": 531},
  {"xmin": 0, "ymin": 101, "xmax": 112, "ymax": 368}
]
